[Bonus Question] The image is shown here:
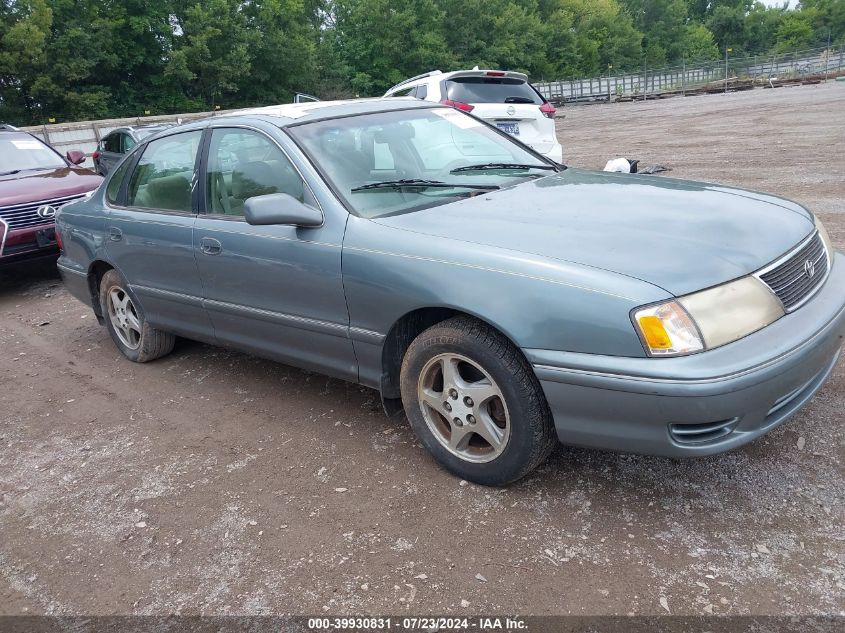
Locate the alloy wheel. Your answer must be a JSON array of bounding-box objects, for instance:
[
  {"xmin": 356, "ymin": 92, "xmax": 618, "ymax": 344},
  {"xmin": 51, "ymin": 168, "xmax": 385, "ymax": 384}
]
[
  {"xmin": 417, "ymin": 353, "xmax": 511, "ymax": 463},
  {"xmin": 107, "ymin": 286, "xmax": 142, "ymax": 350}
]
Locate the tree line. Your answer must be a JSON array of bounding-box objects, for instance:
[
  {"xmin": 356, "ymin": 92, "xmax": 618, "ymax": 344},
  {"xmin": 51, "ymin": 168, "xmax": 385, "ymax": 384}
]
[{"xmin": 1, "ymin": 0, "xmax": 843, "ymax": 125}]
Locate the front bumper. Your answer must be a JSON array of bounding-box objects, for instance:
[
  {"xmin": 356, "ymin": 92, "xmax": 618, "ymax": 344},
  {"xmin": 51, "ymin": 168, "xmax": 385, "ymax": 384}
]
[
  {"xmin": 528, "ymin": 251, "xmax": 845, "ymax": 457},
  {"xmin": 0, "ymin": 221, "xmax": 59, "ymax": 264}
]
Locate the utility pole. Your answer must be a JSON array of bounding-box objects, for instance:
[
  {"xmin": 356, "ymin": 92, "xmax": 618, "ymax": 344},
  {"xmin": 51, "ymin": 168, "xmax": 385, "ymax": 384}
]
[
  {"xmin": 825, "ymin": 29, "xmax": 831, "ymax": 82},
  {"xmin": 725, "ymin": 47, "xmax": 731, "ymax": 94},
  {"xmin": 643, "ymin": 57, "xmax": 648, "ymax": 101}
]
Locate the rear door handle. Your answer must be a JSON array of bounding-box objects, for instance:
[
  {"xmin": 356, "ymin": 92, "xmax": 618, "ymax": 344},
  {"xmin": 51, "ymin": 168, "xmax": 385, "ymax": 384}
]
[
  {"xmin": 108, "ymin": 227, "xmax": 122, "ymax": 242},
  {"xmin": 200, "ymin": 237, "xmax": 222, "ymax": 255}
]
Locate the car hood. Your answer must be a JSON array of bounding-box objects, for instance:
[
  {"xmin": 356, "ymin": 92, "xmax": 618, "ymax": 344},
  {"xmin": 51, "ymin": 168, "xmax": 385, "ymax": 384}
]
[
  {"xmin": 372, "ymin": 168, "xmax": 815, "ymax": 296},
  {"xmin": 0, "ymin": 167, "xmax": 102, "ymax": 207}
]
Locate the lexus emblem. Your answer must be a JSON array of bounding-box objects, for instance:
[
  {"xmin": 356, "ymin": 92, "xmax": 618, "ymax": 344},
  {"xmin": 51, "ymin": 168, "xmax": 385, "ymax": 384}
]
[
  {"xmin": 506, "ymin": 105, "xmax": 516, "ymax": 116},
  {"xmin": 804, "ymin": 259, "xmax": 816, "ymax": 279},
  {"xmin": 36, "ymin": 205, "xmax": 58, "ymax": 219}
]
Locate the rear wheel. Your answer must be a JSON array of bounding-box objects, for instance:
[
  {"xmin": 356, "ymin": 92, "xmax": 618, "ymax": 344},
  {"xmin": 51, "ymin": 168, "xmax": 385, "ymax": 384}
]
[
  {"xmin": 99, "ymin": 269, "xmax": 174, "ymax": 362},
  {"xmin": 400, "ymin": 316, "xmax": 556, "ymax": 485}
]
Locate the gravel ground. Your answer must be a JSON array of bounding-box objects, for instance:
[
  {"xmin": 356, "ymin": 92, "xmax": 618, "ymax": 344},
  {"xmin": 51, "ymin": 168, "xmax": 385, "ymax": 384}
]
[{"xmin": 1, "ymin": 83, "xmax": 843, "ymax": 618}]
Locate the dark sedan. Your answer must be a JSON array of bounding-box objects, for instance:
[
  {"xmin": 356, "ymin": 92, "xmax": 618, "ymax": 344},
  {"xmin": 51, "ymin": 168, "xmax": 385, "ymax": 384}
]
[
  {"xmin": 55, "ymin": 99, "xmax": 844, "ymax": 485},
  {"xmin": 92, "ymin": 124, "xmax": 175, "ymax": 176}
]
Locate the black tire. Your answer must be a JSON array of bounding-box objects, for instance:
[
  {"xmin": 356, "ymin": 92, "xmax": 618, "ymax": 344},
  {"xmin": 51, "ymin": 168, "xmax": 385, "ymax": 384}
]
[
  {"xmin": 400, "ymin": 316, "xmax": 556, "ymax": 486},
  {"xmin": 99, "ymin": 269, "xmax": 175, "ymax": 363}
]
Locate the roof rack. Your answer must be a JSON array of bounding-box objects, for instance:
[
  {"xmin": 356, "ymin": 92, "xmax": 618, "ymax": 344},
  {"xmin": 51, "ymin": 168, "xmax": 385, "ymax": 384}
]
[
  {"xmin": 387, "ymin": 70, "xmax": 442, "ymax": 93},
  {"xmin": 0, "ymin": 124, "xmax": 19, "ymax": 131}
]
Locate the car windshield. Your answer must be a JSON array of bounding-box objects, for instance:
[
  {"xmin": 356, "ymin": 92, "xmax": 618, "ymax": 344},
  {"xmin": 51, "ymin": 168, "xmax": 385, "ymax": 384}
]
[
  {"xmin": 0, "ymin": 135, "xmax": 66, "ymax": 174},
  {"xmin": 445, "ymin": 77, "xmax": 543, "ymax": 105},
  {"xmin": 289, "ymin": 107, "xmax": 554, "ymax": 218}
]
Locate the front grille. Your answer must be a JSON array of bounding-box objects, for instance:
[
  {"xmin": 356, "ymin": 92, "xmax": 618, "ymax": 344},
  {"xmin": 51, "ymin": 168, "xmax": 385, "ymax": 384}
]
[
  {"xmin": 0, "ymin": 193, "xmax": 87, "ymax": 230},
  {"xmin": 759, "ymin": 232, "xmax": 828, "ymax": 311},
  {"xmin": 669, "ymin": 418, "xmax": 740, "ymax": 445}
]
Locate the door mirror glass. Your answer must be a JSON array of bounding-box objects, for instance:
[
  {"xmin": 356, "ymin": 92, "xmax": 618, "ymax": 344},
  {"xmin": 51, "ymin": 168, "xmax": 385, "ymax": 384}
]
[
  {"xmin": 66, "ymin": 150, "xmax": 86, "ymax": 165},
  {"xmin": 244, "ymin": 193, "xmax": 322, "ymax": 227}
]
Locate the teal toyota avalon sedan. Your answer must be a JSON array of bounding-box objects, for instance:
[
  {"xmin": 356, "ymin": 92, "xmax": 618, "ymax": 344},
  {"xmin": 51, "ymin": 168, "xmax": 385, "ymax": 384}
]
[{"xmin": 55, "ymin": 98, "xmax": 845, "ymax": 485}]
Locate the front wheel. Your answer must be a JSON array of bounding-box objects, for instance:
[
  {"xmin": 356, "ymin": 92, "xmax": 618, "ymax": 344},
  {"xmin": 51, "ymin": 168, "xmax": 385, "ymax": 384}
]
[
  {"xmin": 99, "ymin": 269, "xmax": 175, "ymax": 363},
  {"xmin": 400, "ymin": 316, "xmax": 556, "ymax": 486}
]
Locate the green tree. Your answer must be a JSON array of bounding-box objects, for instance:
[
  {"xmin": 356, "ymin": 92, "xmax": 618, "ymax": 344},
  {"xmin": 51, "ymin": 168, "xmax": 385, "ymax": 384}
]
[
  {"xmin": 744, "ymin": 3, "xmax": 786, "ymax": 53},
  {"xmin": 0, "ymin": 0, "xmax": 52, "ymax": 123},
  {"xmin": 237, "ymin": 0, "xmax": 319, "ymax": 105},
  {"xmin": 165, "ymin": 0, "xmax": 253, "ymax": 110},
  {"xmin": 540, "ymin": 0, "xmax": 643, "ymax": 78},
  {"xmin": 683, "ymin": 23, "xmax": 721, "ymax": 60},
  {"xmin": 620, "ymin": 0, "xmax": 689, "ymax": 64},
  {"xmin": 331, "ymin": 0, "xmax": 455, "ymax": 95},
  {"xmin": 775, "ymin": 11, "xmax": 816, "ymax": 52}
]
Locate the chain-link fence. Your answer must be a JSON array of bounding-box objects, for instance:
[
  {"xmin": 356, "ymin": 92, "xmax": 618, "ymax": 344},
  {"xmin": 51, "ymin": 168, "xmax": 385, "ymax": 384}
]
[{"xmin": 535, "ymin": 44, "xmax": 845, "ymax": 104}]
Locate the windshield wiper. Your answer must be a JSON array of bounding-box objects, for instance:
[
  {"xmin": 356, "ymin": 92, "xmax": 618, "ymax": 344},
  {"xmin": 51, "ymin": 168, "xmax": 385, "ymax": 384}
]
[
  {"xmin": 351, "ymin": 179, "xmax": 499, "ymax": 193},
  {"xmin": 0, "ymin": 169, "xmax": 21, "ymax": 176},
  {"xmin": 450, "ymin": 162, "xmax": 557, "ymax": 174}
]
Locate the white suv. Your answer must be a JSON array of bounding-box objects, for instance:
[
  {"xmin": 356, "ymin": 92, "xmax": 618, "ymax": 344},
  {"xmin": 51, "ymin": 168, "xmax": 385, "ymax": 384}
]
[{"xmin": 383, "ymin": 69, "xmax": 562, "ymax": 163}]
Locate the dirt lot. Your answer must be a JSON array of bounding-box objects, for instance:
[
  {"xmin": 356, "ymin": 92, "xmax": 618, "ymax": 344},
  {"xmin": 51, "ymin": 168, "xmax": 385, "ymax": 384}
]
[{"xmin": 1, "ymin": 83, "xmax": 843, "ymax": 618}]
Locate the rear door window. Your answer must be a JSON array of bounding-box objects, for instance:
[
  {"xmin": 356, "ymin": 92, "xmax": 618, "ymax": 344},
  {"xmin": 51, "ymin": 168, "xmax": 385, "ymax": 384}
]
[
  {"xmin": 106, "ymin": 156, "xmax": 132, "ymax": 204},
  {"xmin": 103, "ymin": 133, "xmax": 121, "ymax": 153},
  {"xmin": 121, "ymin": 134, "xmax": 136, "ymax": 153},
  {"xmin": 389, "ymin": 87, "xmax": 415, "ymax": 97},
  {"xmin": 444, "ymin": 77, "xmax": 543, "ymax": 105},
  {"xmin": 126, "ymin": 131, "xmax": 202, "ymax": 213}
]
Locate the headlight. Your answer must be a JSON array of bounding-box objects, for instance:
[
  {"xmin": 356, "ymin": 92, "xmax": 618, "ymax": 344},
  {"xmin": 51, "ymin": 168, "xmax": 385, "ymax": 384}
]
[
  {"xmin": 633, "ymin": 276, "xmax": 784, "ymax": 357},
  {"xmin": 633, "ymin": 301, "xmax": 704, "ymax": 356},
  {"xmin": 816, "ymin": 215, "xmax": 834, "ymax": 257}
]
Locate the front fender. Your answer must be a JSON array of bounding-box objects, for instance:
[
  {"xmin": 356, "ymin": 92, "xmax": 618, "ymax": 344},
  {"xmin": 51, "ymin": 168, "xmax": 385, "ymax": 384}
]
[{"xmin": 342, "ymin": 216, "xmax": 668, "ymax": 359}]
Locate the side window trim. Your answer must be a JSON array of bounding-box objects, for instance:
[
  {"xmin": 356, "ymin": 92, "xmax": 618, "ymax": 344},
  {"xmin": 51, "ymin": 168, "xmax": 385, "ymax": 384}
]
[
  {"xmin": 196, "ymin": 128, "xmax": 212, "ymax": 215},
  {"xmin": 121, "ymin": 129, "xmax": 205, "ymax": 216}
]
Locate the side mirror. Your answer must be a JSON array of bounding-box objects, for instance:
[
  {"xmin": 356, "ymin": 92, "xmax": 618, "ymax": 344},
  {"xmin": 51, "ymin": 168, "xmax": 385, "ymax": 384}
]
[
  {"xmin": 244, "ymin": 193, "xmax": 322, "ymax": 227},
  {"xmin": 66, "ymin": 150, "xmax": 86, "ymax": 165}
]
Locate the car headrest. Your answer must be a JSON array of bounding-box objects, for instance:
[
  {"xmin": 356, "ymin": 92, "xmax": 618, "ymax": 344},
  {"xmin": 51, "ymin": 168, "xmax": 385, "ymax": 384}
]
[{"xmin": 147, "ymin": 174, "xmax": 191, "ymax": 211}]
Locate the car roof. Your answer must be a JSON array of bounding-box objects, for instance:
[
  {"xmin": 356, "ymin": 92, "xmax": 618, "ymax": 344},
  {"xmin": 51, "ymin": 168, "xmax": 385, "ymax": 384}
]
[
  {"xmin": 108, "ymin": 123, "xmax": 175, "ymax": 136},
  {"xmin": 385, "ymin": 69, "xmax": 530, "ymax": 94},
  {"xmin": 0, "ymin": 129, "xmax": 40, "ymax": 141},
  {"xmin": 156, "ymin": 97, "xmax": 436, "ymax": 136},
  {"xmin": 232, "ymin": 97, "xmax": 433, "ymax": 124}
]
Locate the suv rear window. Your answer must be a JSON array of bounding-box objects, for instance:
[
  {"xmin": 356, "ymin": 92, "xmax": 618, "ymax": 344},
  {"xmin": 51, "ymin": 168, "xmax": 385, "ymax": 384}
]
[{"xmin": 444, "ymin": 77, "xmax": 543, "ymax": 105}]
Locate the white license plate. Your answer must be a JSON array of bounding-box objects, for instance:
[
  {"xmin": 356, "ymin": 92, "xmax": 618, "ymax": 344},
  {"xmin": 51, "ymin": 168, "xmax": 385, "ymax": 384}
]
[{"xmin": 496, "ymin": 122, "xmax": 520, "ymax": 136}]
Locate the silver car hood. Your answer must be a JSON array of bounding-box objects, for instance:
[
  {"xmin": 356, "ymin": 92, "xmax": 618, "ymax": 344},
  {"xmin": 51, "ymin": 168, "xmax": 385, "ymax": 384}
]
[{"xmin": 373, "ymin": 169, "xmax": 815, "ymax": 296}]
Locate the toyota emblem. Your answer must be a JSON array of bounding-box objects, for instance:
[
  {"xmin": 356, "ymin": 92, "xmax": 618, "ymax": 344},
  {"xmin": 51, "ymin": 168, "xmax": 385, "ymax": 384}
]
[
  {"xmin": 506, "ymin": 106, "xmax": 516, "ymax": 116},
  {"xmin": 804, "ymin": 259, "xmax": 816, "ymax": 279},
  {"xmin": 36, "ymin": 205, "xmax": 58, "ymax": 219}
]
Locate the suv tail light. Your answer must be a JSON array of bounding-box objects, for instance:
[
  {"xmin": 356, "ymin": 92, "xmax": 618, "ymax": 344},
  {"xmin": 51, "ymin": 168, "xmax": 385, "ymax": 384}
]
[
  {"xmin": 92, "ymin": 151, "xmax": 100, "ymax": 160},
  {"xmin": 485, "ymin": 71, "xmax": 505, "ymax": 77},
  {"xmin": 55, "ymin": 227, "xmax": 63, "ymax": 251},
  {"xmin": 539, "ymin": 102, "xmax": 556, "ymax": 119},
  {"xmin": 440, "ymin": 99, "xmax": 475, "ymax": 113}
]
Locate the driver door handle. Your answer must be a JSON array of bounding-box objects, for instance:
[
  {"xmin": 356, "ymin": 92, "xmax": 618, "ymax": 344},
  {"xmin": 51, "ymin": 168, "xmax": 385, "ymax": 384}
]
[{"xmin": 200, "ymin": 237, "xmax": 222, "ymax": 255}]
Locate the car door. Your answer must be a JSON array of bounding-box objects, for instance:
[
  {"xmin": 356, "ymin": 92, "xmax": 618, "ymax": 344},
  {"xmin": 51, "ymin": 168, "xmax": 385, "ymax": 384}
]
[
  {"xmin": 100, "ymin": 133, "xmax": 122, "ymax": 174},
  {"xmin": 193, "ymin": 125, "xmax": 356, "ymax": 381},
  {"xmin": 105, "ymin": 128, "xmax": 214, "ymax": 342}
]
